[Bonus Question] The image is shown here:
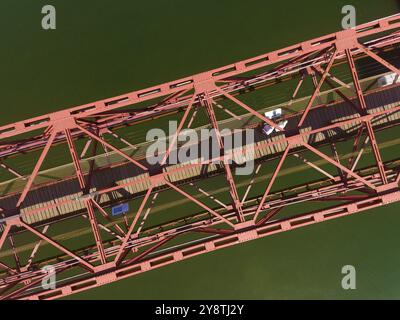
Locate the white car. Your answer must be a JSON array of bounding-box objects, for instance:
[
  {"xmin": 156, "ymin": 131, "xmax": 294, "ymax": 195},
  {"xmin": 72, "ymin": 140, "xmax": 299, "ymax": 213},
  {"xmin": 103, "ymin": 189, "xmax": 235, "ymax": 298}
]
[
  {"xmin": 276, "ymin": 120, "xmax": 288, "ymax": 132},
  {"xmin": 377, "ymin": 72, "xmax": 400, "ymax": 87},
  {"xmin": 262, "ymin": 108, "xmax": 288, "ymax": 135}
]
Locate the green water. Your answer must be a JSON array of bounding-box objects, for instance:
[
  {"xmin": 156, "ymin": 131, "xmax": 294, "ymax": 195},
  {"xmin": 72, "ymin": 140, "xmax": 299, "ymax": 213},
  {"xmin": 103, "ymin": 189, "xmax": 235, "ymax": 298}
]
[{"xmin": 1, "ymin": 0, "xmax": 400, "ymax": 299}]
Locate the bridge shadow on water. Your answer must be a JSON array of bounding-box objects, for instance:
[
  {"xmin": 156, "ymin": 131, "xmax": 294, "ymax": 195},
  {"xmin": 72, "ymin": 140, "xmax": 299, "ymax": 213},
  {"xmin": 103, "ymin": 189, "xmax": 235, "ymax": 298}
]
[
  {"xmin": 356, "ymin": 3, "xmax": 400, "ymax": 78},
  {"xmin": 356, "ymin": 48, "xmax": 400, "ymax": 79}
]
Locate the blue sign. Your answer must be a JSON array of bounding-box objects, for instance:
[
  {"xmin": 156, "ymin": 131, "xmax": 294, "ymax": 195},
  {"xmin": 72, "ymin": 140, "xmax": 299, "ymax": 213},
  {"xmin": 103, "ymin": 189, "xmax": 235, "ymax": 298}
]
[{"xmin": 112, "ymin": 203, "xmax": 129, "ymax": 216}]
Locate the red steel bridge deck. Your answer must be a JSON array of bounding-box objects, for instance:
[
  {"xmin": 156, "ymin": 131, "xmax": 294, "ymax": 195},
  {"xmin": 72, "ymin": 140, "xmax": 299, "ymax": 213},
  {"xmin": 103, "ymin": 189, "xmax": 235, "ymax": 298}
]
[
  {"xmin": 1, "ymin": 84, "xmax": 400, "ymax": 226},
  {"xmin": 1, "ymin": 14, "xmax": 400, "ymax": 299}
]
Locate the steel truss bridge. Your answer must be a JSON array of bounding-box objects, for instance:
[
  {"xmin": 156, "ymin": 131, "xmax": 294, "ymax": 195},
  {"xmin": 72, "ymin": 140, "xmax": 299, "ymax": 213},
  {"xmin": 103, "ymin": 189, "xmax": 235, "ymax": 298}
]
[{"xmin": 1, "ymin": 14, "xmax": 400, "ymax": 299}]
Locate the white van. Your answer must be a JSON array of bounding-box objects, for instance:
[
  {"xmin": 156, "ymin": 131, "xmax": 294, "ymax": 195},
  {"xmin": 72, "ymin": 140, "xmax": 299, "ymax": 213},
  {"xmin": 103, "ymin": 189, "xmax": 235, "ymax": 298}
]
[{"xmin": 377, "ymin": 72, "xmax": 400, "ymax": 87}]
